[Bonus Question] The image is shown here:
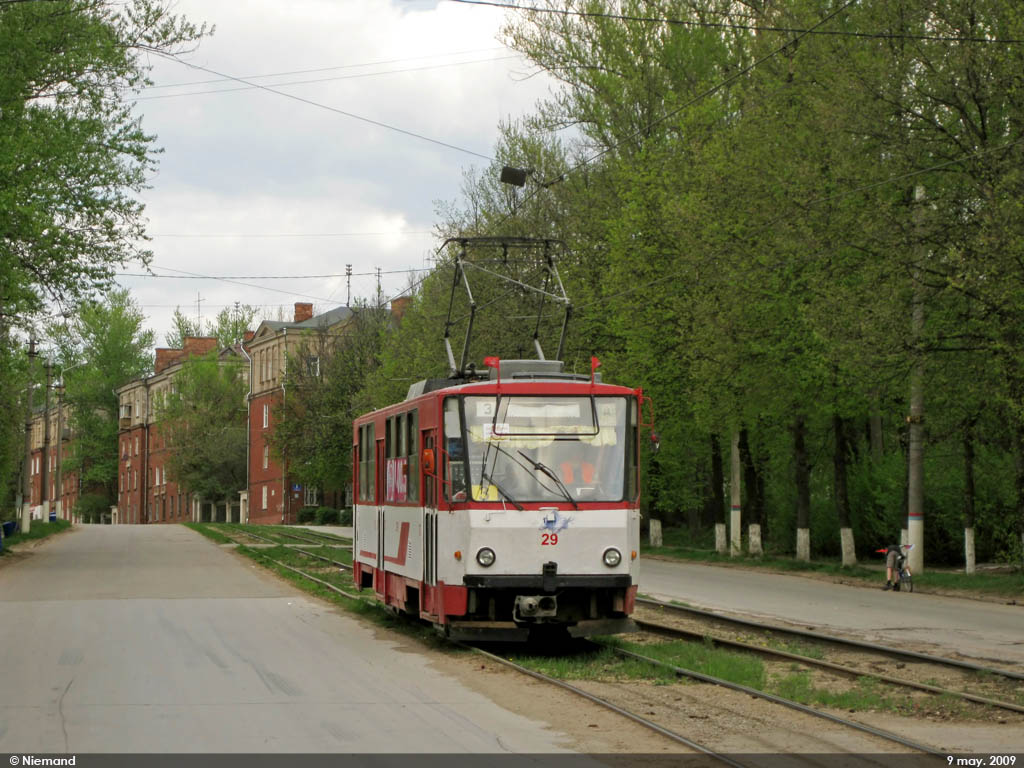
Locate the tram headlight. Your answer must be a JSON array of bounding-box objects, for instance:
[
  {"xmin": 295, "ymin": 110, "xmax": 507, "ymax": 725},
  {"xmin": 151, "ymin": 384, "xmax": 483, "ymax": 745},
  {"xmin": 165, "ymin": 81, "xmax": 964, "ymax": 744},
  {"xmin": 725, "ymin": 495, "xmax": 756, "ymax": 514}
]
[
  {"xmin": 476, "ymin": 547, "xmax": 496, "ymax": 567},
  {"xmin": 602, "ymin": 547, "xmax": 622, "ymax": 567}
]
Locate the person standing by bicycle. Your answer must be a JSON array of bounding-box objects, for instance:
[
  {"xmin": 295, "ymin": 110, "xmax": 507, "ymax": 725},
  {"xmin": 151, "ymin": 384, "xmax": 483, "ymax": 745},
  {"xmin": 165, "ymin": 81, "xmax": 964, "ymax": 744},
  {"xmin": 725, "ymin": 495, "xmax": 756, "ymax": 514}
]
[{"xmin": 883, "ymin": 543, "xmax": 900, "ymax": 590}]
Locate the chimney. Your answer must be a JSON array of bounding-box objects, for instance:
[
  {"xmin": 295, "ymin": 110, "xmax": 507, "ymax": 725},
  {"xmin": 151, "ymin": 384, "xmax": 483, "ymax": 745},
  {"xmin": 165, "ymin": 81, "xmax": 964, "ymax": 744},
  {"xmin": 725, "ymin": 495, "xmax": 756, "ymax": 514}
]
[
  {"xmin": 294, "ymin": 302, "xmax": 314, "ymax": 323},
  {"xmin": 390, "ymin": 296, "xmax": 412, "ymax": 324},
  {"xmin": 243, "ymin": 330, "xmax": 255, "ymax": 342},
  {"xmin": 183, "ymin": 336, "xmax": 218, "ymax": 357},
  {"xmin": 154, "ymin": 348, "xmax": 183, "ymax": 374}
]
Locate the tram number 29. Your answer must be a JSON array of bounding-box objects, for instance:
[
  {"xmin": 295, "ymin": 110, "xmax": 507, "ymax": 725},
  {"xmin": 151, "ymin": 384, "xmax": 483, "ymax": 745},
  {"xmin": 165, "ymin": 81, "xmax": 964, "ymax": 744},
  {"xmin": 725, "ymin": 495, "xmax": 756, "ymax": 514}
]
[{"xmin": 541, "ymin": 533, "xmax": 559, "ymax": 546}]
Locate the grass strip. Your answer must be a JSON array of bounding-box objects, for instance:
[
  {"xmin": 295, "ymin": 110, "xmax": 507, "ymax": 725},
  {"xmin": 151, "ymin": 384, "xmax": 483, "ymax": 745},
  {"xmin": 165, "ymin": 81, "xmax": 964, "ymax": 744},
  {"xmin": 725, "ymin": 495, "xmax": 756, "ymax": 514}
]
[
  {"xmin": 642, "ymin": 544, "xmax": 1024, "ymax": 597},
  {"xmin": 0, "ymin": 519, "xmax": 72, "ymax": 553},
  {"xmin": 184, "ymin": 522, "xmax": 234, "ymax": 544}
]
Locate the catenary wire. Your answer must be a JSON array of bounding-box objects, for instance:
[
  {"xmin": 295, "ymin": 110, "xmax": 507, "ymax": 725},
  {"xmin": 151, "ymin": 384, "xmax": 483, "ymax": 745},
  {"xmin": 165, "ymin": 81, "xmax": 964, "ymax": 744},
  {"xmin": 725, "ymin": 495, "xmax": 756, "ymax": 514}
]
[
  {"xmin": 135, "ymin": 56, "xmax": 520, "ymax": 101},
  {"xmin": 143, "ymin": 47, "xmax": 507, "ymax": 90},
  {"xmin": 445, "ymin": 0, "xmax": 1024, "ymax": 44},
  {"xmin": 154, "ymin": 52, "xmax": 494, "ymax": 162}
]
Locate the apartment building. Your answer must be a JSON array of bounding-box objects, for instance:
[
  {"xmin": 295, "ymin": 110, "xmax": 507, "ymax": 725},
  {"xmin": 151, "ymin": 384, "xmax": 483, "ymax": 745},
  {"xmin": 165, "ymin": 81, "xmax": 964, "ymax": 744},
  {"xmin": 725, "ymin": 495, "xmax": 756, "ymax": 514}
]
[
  {"xmin": 244, "ymin": 302, "xmax": 353, "ymax": 524},
  {"xmin": 115, "ymin": 336, "xmax": 248, "ymax": 524},
  {"xmin": 26, "ymin": 402, "xmax": 79, "ymax": 520}
]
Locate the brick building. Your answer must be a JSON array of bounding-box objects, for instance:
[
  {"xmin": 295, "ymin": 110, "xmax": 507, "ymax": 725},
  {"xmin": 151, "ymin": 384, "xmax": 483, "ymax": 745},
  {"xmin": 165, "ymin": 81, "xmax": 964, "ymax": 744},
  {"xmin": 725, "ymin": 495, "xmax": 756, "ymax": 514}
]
[
  {"xmin": 243, "ymin": 302, "xmax": 353, "ymax": 524},
  {"xmin": 26, "ymin": 402, "xmax": 79, "ymax": 520},
  {"xmin": 115, "ymin": 336, "xmax": 247, "ymax": 524}
]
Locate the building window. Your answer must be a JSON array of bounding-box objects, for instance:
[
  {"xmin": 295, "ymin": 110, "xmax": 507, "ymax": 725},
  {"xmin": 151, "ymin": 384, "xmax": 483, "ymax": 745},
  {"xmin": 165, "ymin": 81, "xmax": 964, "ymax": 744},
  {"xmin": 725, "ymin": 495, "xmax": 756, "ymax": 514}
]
[
  {"xmin": 263, "ymin": 403, "xmax": 269, "ymax": 429},
  {"xmin": 135, "ymin": 436, "xmax": 139, "ymax": 456},
  {"xmin": 304, "ymin": 486, "xmax": 320, "ymax": 507},
  {"xmin": 261, "ymin": 485, "xmax": 268, "ymax": 510},
  {"xmin": 133, "ymin": 470, "xmax": 137, "ymax": 490},
  {"xmin": 263, "ymin": 445, "xmax": 269, "ymax": 470}
]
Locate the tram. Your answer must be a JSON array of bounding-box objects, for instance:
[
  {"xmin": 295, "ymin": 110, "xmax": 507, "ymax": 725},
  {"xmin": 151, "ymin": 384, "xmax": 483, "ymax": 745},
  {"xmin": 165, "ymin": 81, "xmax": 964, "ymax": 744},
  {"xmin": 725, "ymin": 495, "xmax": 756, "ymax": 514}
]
[{"xmin": 352, "ymin": 357, "xmax": 649, "ymax": 641}]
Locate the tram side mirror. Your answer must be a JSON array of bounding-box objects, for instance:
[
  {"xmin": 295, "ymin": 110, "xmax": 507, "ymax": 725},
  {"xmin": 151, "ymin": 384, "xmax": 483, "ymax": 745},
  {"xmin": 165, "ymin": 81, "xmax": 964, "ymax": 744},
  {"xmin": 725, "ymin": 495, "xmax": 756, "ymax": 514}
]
[
  {"xmin": 422, "ymin": 448, "xmax": 435, "ymax": 475},
  {"xmin": 649, "ymin": 432, "xmax": 661, "ymax": 454}
]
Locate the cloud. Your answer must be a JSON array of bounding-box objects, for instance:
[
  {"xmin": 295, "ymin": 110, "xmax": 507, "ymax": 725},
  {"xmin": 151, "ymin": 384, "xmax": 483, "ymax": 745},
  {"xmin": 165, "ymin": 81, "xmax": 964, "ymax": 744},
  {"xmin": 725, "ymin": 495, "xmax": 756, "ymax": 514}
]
[{"xmin": 120, "ymin": 0, "xmax": 551, "ymax": 343}]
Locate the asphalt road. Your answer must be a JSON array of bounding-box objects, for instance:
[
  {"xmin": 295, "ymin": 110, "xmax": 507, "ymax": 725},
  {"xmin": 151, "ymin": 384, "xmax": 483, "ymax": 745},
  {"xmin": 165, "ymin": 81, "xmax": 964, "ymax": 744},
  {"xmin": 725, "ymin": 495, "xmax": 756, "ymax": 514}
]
[
  {"xmin": 0, "ymin": 525, "xmax": 572, "ymax": 753},
  {"xmin": 638, "ymin": 557, "xmax": 1024, "ymax": 667}
]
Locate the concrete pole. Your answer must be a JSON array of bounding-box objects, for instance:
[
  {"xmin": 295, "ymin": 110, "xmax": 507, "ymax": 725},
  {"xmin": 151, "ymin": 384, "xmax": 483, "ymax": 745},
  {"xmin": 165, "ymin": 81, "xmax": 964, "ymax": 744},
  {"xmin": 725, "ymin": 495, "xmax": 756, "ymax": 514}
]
[
  {"xmin": 907, "ymin": 185, "xmax": 926, "ymax": 574},
  {"xmin": 41, "ymin": 358, "xmax": 52, "ymax": 521},
  {"xmin": 730, "ymin": 429, "xmax": 742, "ymax": 557},
  {"xmin": 55, "ymin": 387, "xmax": 64, "ymax": 519},
  {"xmin": 21, "ymin": 339, "xmax": 37, "ymax": 534}
]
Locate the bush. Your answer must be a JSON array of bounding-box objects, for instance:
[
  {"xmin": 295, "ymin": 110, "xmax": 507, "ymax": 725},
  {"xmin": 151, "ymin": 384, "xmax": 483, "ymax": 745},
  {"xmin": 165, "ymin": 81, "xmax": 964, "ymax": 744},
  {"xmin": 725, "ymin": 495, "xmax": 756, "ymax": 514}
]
[
  {"xmin": 315, "ymin": 506, "xmax": 340, "ymax": 525},
  {"xmin": 339, "ymin": 507, "xmax": 352, "ymax": 526},
  {"xmin": 74, "ymin": 493, "xmax": 110, "ymax": 524},
  {"xmin": 298, "ymin": 507, "xmax": 317, "ymax": 524}
]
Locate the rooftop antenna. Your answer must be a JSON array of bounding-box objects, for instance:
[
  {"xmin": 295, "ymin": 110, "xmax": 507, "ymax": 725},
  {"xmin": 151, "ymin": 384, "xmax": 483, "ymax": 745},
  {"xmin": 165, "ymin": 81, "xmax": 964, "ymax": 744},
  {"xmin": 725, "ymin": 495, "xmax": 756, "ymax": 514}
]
[{"xmin": 195, "ymin": 292, "xmax": 204, "ymax": 333}]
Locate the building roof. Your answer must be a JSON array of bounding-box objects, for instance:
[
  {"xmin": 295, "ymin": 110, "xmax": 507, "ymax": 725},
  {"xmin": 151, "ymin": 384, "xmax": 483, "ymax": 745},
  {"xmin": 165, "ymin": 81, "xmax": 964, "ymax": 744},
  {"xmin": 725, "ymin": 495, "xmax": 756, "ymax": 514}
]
[{"xmin": 250, "ymin": 305, "xmax": 354, "ymax": 340}]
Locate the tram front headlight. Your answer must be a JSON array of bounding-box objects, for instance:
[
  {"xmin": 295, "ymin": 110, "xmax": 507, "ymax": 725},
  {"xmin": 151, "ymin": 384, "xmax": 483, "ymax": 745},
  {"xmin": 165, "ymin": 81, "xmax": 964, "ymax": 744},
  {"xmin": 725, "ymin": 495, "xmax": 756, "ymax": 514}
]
[
  {"xmin": 476, "ymin": 547, "xmax": 496, "ymax": 567},
  {"xmin": 602, "ymin": 547, "xmax": 622, "ymax": 567}
]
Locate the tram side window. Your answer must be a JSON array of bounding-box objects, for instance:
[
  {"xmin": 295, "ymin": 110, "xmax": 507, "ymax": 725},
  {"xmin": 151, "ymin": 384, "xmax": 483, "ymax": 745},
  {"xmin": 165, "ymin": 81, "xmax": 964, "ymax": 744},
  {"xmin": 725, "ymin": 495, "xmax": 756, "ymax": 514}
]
[
  {"xmin": 626, "ymin": 399, "xmax": 638, "ymax": 501},
  {"xmin": 358, "ymin": 423, "xmax": 375, "ymax": 502},
  {"xmin": 406, "ymin": 410, "xmax": 419, "ymax": 503}
]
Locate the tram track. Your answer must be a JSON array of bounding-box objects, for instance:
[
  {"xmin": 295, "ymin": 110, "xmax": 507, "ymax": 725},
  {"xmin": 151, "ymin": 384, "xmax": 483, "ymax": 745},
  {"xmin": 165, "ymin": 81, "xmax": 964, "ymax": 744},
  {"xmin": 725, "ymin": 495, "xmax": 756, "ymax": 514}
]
[
  {"xmin": 239, "ymin": 550, "xmax": 940, "ymax": 760},
  {"xmin": 636, "ymin": 597, "xmax": 1024, "ymax": 716}
]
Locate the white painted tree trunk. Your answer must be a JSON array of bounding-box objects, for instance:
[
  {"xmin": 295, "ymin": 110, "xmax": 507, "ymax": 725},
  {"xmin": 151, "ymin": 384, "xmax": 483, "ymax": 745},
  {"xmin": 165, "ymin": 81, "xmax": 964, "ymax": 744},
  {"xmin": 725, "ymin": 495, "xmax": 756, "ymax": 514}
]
[
  {"xmin": 649, "ymin": 519, "xmax": 663, "ymax": 548},
  {"xmin": 730, "ymin": 430, "xmax": 742, "ymax": 557},
  {"xmin": 796, "ymin": 528, "xmax": 810, "ymax": 562},
  {"xmin": 901, "ymin": 528, "xmax": 909, "ymax": 548},
  {"xmin": 840, "ymin": 527, "xmax": 857, "ymax": 567},
  {"xmin": 715, "ymin": 523, "xmax": 727, "ymax": 554},
  {"xmin": 748, "ymin": 524, "xmax": 762, "ymax": 556},
  {"xmin": 964, "ymin": 527, "xmax": 975, "ymax": 575}
]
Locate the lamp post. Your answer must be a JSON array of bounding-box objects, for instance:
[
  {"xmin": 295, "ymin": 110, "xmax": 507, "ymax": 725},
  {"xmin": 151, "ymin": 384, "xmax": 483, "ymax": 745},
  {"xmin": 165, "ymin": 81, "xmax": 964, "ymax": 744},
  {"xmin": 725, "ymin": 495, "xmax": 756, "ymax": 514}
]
[
  {"xmin": 20, "ymin": 338, "xmax": 38, "ymax": 533},
  {"xmin": 54, "ymin": 379, "xmax": 66, "ymax": 520}
]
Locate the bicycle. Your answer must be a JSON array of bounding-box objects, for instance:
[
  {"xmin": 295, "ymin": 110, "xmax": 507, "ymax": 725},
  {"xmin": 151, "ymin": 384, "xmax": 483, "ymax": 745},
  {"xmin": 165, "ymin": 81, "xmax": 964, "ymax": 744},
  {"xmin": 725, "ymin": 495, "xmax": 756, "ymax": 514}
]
[{"xmin": 875, "ymin": 543, "xmax": 913, "ymax": 593}]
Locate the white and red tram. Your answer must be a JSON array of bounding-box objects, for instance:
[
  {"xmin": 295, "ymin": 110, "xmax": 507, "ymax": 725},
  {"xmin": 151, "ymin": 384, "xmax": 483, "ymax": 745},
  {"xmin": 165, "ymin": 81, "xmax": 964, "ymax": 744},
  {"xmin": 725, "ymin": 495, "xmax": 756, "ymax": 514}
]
[{"xmin": 352, "ymin": 359, "xmax": 646, "ymax": 641}]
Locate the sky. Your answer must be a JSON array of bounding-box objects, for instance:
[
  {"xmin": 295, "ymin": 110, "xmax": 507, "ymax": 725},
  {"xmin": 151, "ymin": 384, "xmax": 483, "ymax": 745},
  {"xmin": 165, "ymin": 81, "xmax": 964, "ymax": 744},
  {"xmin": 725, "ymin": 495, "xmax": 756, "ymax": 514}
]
[{"xmin": 116, "ymin": 0, "xmax": 553, "ymax": 346}]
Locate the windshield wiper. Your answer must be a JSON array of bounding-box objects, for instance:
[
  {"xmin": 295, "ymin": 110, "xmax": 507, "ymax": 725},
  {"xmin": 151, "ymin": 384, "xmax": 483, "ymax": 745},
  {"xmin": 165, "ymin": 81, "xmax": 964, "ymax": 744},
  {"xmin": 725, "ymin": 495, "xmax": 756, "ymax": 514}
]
[
  {"xmin": 517, "ymin": 450, "xmax": 578, "ymax": 509},
  {"xmin": 480, "ymin": 471, "xmax": 524, "ymax": 511}
]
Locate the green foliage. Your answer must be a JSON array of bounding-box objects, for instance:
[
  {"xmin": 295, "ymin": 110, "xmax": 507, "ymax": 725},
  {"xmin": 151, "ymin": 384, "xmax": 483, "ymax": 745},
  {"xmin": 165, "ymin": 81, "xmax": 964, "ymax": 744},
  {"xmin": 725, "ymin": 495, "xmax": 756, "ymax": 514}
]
[
  {"xmin": 339, "ymin": 507, "xmax": 352, "ymax": 526},
  {"xmin": 160, "ymin": 350, "xmax": 247, "ymax": 504},
  {"xmin": 0, "ymin": 0, "xmax": 208, "ymax": 323},
  {"xmin": 297, "ymin": 507, "xmax": 317, "ymax": 524},
  {"xmin": 272, "ymin": 302, "xmax": 390, "ymax": 495},
  {"xmin": 74, "ymin": 493, "xmax": 111, "ymax": 524},
  {"xmin": 314, "ymin": 507, "xmax": 340, "ymax": 525},
  {"xmin": 165, "ymin": 303, "xmax": 258, "ymax": 349},
  {"xmin": 48, "ymin": 288, "xmax": 154, "ymax": 507}
]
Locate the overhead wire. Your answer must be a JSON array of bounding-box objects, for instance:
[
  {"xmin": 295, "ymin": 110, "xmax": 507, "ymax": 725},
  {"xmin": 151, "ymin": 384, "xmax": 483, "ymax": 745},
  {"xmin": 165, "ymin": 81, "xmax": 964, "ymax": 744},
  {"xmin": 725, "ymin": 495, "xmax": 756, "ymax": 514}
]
[
  {"xmin": 445, "ymin": 0, "xmax": 1024, "ymax": 44},
  {"xmin": 136, "ymin": 55, "xmax": 521, "ymax": 101},
  {"xmin": 142, "ymin": 47, "xmax": 507, "ymax": 90},
  {"xmin": 153, "ymin": 52, "xmax": 494, "ymax": 161}
]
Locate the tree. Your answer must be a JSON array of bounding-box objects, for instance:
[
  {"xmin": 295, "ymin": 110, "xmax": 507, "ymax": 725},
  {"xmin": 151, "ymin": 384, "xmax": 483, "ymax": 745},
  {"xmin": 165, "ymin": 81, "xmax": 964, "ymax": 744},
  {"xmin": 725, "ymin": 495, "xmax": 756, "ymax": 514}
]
[
  {"xmin": 273, "ymin": 303, "xmax": 391, "ymax": 498},
  {"xmin": 47, "ymin": 288, "xmax": 155, "ymax": 510},
  {"xmin": 165, "ymin": 303, "xmax": 258, "ymax": 348},
  {"xmin": 160, "ymin": 351, "xmax": 247, "ymax": 506},
  {"xmin": 0, "ymin": 0, "xmax": 208, "ymax": 324}
]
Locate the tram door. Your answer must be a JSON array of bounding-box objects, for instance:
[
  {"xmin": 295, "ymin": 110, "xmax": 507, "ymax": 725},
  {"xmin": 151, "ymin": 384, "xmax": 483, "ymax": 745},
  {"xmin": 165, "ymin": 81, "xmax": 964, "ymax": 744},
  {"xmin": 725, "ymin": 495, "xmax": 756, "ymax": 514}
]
[
  {"xmin": 423, "ymin": 430, "xmax": 437, "ymax": 587},
  {"xmin": 376, "ymin": 435, "xmax": 386, "ymax": 581}
]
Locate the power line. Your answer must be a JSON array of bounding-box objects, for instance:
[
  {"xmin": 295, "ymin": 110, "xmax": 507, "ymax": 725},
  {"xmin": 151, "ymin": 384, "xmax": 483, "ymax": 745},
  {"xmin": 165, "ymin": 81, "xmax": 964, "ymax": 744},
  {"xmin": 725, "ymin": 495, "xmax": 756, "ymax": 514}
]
[
  {"xmin": 117, "ymin": 267, "xmax": 428, "ymax": 280},
  {"xmin": 154, "ymin": 52, "xmax": 494, "ymax": 162},
  {"xmin": 446, "ymin": 0, "xmax": 1024, "ymax": 44},
  {"xmin": 146, "ymin": 230, "xmax": 432, "ymax": 238},
  {"xmin": 136, "ymin": 56, "xmax": 520, "ymax": 101},
  {"xmin": 143, "ymin": 47, "xmax": 507, "ymax": 90}
]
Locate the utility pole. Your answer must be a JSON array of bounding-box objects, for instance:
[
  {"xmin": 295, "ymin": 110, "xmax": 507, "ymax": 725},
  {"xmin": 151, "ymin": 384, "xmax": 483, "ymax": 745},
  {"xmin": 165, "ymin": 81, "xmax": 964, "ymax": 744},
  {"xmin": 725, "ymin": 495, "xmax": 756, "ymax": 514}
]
[
  {"xmin": 346, "ymin": 264, "xmax": 352, "ymax": 306},
  {"xmin": 55, "ymin": 378, "xmax": 65, "ymax": 520},
  {"xmin": 907, "ymin": 185, "xmax": 926, "ymax": 574},
  {"xmin": 41, "ymin": 354, "xmax": 53, "ymax": 521},
  {"xmin": 21, "ymin": 338, "xmax": 37, "ymax": 534},
  {"xmin": 730, "ymin": 429, "xmax": 742, "ymax": 557}
]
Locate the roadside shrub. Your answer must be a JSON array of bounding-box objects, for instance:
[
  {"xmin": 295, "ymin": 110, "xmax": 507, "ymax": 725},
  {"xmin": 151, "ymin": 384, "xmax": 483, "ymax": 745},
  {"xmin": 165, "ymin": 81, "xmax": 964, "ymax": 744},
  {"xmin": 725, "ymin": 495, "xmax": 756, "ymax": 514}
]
[
  {"xmin": 298, "ymin": 507, "xmax": 317, "ymax": 524},
  {"xmin": 74, "ymin": 493, "xmax": 110, "ymax": 524},
  {"xmin": 315, "ymin": 506, "xmax": 340, "ymax": 525},
  {"xmin": 339, "ymin": 507, "xmax": 352, "ymax": 526}
]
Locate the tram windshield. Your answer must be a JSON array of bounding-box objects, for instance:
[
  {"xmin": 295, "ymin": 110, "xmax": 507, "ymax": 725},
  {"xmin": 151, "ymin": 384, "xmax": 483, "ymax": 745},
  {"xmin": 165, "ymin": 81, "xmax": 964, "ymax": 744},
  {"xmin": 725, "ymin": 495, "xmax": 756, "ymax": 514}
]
[{"xmin": 443, "ymin": 395, "xmax": 636, "ymax": 504}]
